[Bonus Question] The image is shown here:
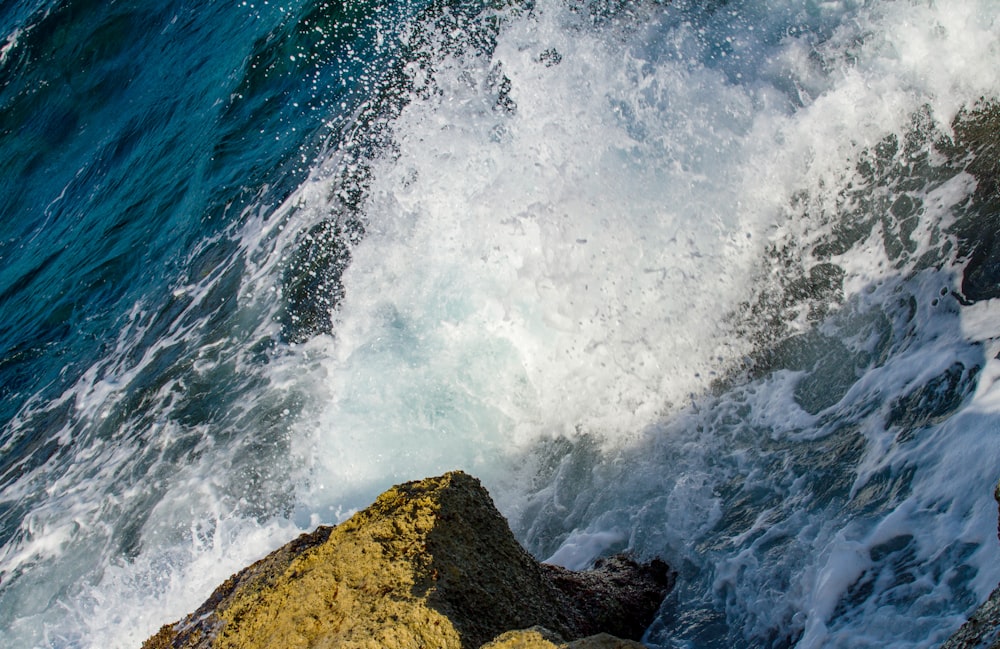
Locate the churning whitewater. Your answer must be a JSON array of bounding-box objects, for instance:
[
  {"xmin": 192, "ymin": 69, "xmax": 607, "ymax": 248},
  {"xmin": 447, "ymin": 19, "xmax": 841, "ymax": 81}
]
[{"xmin": 1, "ymin": 0, "xmax": 999, "ymax": 647}]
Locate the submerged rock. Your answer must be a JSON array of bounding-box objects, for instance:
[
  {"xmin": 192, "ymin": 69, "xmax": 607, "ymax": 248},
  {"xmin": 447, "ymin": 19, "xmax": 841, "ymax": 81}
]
[
  {"xmin": 949, "ymin": 102, "xmax": 1000, "ymax": 303},
  {"xmin": 280, "ymin": 218, "xmax": 355, "ymax": 343},
  {"xmin": 142, "ymin": 471, "xmax": 673, "ymax": 649},
  {"xmin": 940, "ymin": 480, "xmax": 1000, "ymax": 649}
]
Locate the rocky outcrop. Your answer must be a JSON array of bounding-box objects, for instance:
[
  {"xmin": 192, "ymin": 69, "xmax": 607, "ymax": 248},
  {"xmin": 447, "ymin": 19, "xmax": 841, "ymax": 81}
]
[
  {"xmin": 142, "ymin": 471, "xmax": 673, "ymax": 649},
  {"xmin": 940, "ymin": 480, "xmax": 1000, "ymax": 649}
]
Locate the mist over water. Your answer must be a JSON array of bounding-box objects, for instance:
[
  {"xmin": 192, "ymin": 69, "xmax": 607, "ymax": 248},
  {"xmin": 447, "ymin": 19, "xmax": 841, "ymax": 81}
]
[{"xmin": 1, "ymin": 0, "xmax": 1000, "ymax": 648}]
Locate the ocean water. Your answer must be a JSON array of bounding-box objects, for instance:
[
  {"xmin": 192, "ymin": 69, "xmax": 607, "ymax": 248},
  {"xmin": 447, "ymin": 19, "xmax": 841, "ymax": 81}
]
[{"xmin": 2, "ymin": 0, "xmax": 1000, "ymax": 647}]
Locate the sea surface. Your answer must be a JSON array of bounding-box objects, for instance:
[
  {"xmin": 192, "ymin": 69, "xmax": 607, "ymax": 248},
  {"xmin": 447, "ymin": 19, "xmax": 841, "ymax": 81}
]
[{"xmin": 2, "ymin": 0, "xmax": 1000, "ymax": 647}]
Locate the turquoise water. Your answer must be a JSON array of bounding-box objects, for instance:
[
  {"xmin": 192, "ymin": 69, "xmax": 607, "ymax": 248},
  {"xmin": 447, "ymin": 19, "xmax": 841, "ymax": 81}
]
[{"xmin": 2, "ymin": 1, "xmax": 1000, "ymax": 647}]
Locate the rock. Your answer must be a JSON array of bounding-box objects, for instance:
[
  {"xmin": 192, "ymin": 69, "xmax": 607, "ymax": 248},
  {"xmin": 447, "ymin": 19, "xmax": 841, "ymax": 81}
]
[
  {"xmin": 480, "ymin": 626, "xmax": 566, "ymax": 649},
  {"xmin": 996, "ymin": 480, "xmax": 1000, "ymax": 544},
  {"xmin": 480, "ymin": 627, "xmax": 647, "ymax": 649},
  {"xmin": 280, "ymin": 218, "xmax": 354, "ymax": 343},
  {"xmin": 946, "ymin": 102, "xmax": 1000, "ymax": 303},
  {"xmin": 142, "ymin": 471, "xmax": 673, "ymax": 649},
  {"xmin": 566, "ymin": 634, "xmax": 649, "ymax": 649},
  {"xmin": 940, "ymin": 479, "xmax": 1000, "ymax": 649},
  {"xmin": 940, "ymin": 587, "xmax": 1000, "ymax": 649},
  {"xmin": 543, "ymin": 555, "xmax": 673, "ymax": 641}
]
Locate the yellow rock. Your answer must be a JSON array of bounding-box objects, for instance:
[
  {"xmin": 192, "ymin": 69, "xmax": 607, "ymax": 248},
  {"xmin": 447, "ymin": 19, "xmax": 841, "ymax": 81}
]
[
  {"xmin": 143, "ymin": 472, "xmax": 671, "ymax": 649},
  {"xmin": 480, "ymin": 628, "xmax": 648, "ymax": 649}
]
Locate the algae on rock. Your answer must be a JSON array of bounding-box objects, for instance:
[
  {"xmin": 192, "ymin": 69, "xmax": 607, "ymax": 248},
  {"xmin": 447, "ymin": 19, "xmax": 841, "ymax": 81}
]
[
  {"xmin": 481, "ymin": 627, "xmax": 647, "ymax": 649},
  {"xmin": 142, "ymin": 471, "xmax": 673, "ymax": 649}
]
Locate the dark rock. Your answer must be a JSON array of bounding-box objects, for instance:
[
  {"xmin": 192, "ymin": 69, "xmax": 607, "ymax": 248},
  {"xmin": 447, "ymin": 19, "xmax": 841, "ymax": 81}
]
[
  {"xmin": 141, "ymin": 471, "xmax": 673, "ymax": 649},
  {"xmin": 940, "ymin": 586, "xmax": 1000, "ymax": 649},
  {"xmin": 542, "ymin": 556, "xmax": 674, "ymax": 641},
  {"xmin": 940, "ymin": 479, "xmax": 1000, "ymax": 649},
  {"xmin": 280, "ymin": 218, "xmax": 356, "ymax": 343},
  {"xmin": 946, "ymin": 102, "xmax": 1000, "ymax": 303}
]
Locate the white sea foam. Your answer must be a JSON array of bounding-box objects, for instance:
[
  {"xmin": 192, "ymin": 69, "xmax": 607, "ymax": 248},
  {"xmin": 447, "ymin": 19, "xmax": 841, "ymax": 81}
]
[
  {"xmin": 284, "ymin": 0, "xmax": 1000, "ymax": 494},
  {"xmin": 4, "ymin": 0, "xmax": 1000, "ymax": 648},
  {"xmin": 268, "ymin": 3, "xmax": 1000, "ymax": 648},
  {"xmin": 0, "ymin": 28, "xmax": 21, "ymax": 67},
  {"xmin": 289, "ymin": 0, "xmax": 778, "ymax": 514}
]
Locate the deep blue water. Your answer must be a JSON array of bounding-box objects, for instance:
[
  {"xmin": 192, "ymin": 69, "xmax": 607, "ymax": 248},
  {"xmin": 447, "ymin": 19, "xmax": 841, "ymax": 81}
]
[{"xmin": 2, "ymin": 1, "xmax": 1000, "ymax": 647}]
